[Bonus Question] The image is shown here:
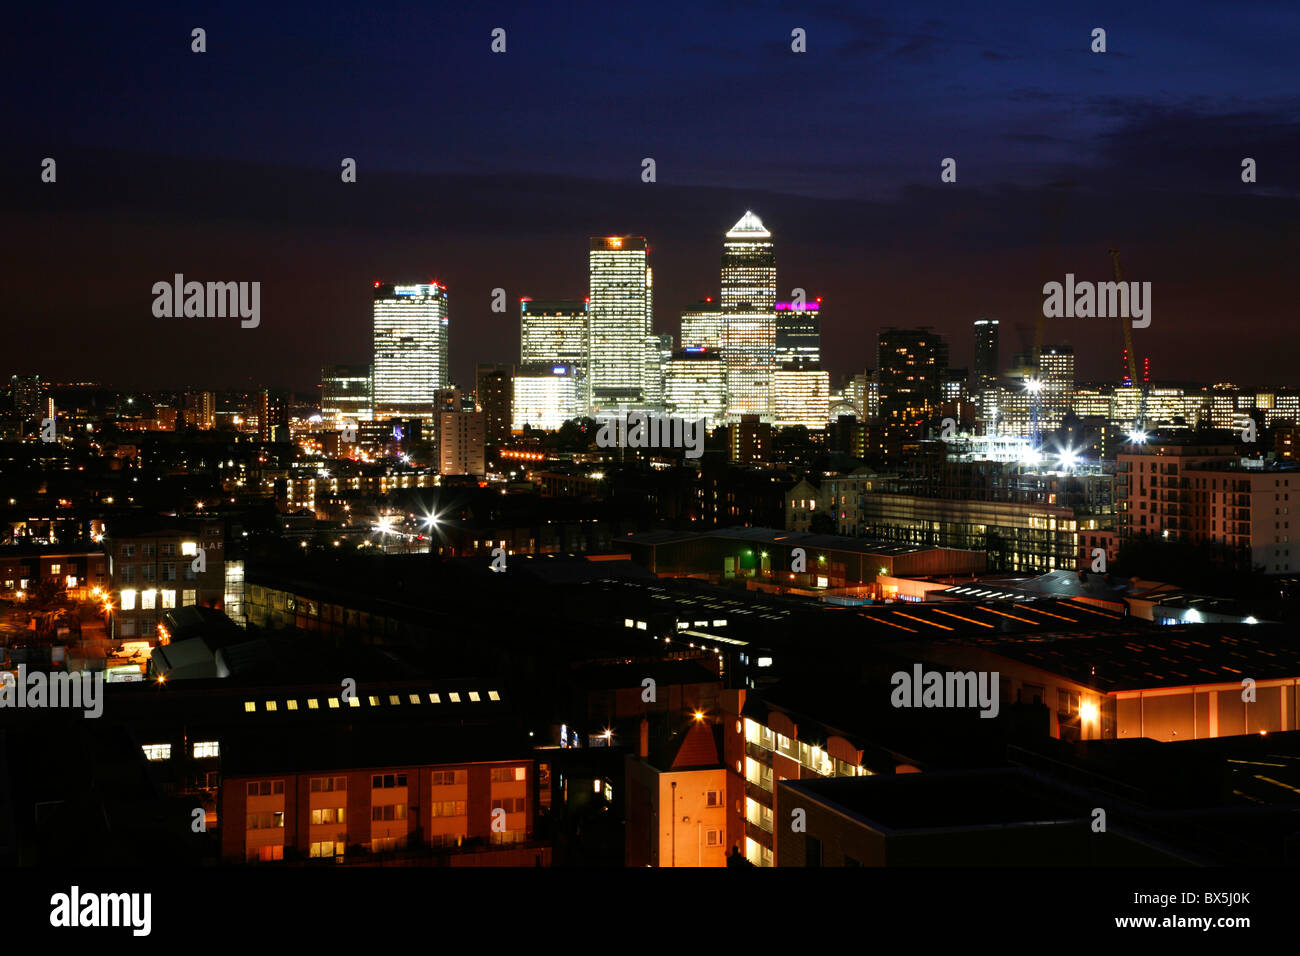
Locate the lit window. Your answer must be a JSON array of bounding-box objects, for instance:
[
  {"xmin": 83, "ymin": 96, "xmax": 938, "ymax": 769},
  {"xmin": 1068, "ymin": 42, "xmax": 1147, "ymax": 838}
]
[
  {"xmin": 448, "ymin": 692, "xmax": 461, "ymax": 703},
  {"xmin": 408, "ymin": 694, "xmax": 421, "ymax": 704},
  {"xmin": 368, "ymin": 696, "xmax": 379, "ymax": 707},
  {"xmin": 429, "ymin": 693, "xmax": 441, "ymax": 704},
  {"xmin": 265, "ymin": 701, "xmax": 276, "ymax": 711},
  {"xmin": 142, "ymin": 744, "xmax": 171, "ymax": 761},
  {"xmin": 120, "ymin": 589, "xmax": 137, "ymax": 611},
  {"xmin": 488, "ymin": 690, "xmax": 500, "ymax": 701},
  {"xmin": 307, "ymin": 699, "xmax": 319, "ymax": 709},
  {"xmin": 347, "ymin": 696, "xmax": 360, "ymax": 708},
  {"xmin": 244, "ymin": 701, "xmax": 255, "ymax": 712},
  {"xmin": 328, "ymin": 698, "xmax": 340, "ymax": 708},
  {"xmin": 468, "ymin": 691, "xmax": 480, "ymax": 702},
  {"xmin": 286, "ymin": 700, "xmax": 298, "ymax": 710},
  {"xmin": 192, "ymin": 741, "xmax": 219, "ymax": 758}
]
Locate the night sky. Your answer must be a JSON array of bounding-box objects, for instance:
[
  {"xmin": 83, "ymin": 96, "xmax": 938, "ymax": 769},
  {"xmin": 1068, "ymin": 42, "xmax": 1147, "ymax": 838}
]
[{"xmin": 3, "ymin": 0, "xmax": 1298, "ymax": 393}]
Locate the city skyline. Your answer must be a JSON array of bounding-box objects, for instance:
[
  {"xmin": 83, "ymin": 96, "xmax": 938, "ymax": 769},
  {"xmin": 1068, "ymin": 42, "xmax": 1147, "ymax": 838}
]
[{"xmin": 7, "ymin": 5, "xmax": 1299, "ymax": 394}]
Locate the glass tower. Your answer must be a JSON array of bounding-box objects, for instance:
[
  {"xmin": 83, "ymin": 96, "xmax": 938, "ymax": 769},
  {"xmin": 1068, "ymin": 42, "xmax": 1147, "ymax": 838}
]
[
  {"xmin": 588, "ymin": 237, "xmax": 649, "ymax": 415},
  {"xmin": 372, "ymin": 282, "xmax": 449, "ymax": 419},
  {"xmin": 720, "ymin": 212, "xmax": 776, "ymax": 422}
]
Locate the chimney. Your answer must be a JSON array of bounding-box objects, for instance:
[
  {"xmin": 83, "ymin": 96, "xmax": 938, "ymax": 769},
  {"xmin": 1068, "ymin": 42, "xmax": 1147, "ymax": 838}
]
[{"xmin": 639, "ymin": 717, "xmax": 649, "ymax": 758}]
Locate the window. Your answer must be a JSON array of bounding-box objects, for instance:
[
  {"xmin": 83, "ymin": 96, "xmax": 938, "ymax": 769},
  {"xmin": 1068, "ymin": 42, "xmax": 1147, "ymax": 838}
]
[
  {"xmin": 246, "ymin": 780, "xmax": 284, "ymax": 796},
  {"xmin": 311, "ymin": 807, "xmax": 346, "ymax": 825},
  {"xmin": 121, "ymin": 544, "xmax": 135, "ymax": 558},
  {"xmin": 141, "ymin": 590, "xmax": 156, "ymax": 610},
  {"xmin": 431, "ymin": 770, "xmax": 465, "ymax": 786},
  {"xmin": 706, "ymin": 790, "xmax": 722, "ymax": 807},
  {"xmin": 370, "ymin": 804, "xmax": 407, "ymax": 821},
  {"xmin": 431, "ymin": 801, "xmax": 466, "ymax": 817},
  {"xmin": 493, "ymin": 797, "xmax": 526, "ymax": 813},
  {"xmin": 142, "ymin": 743, "xmax": 171, "ymax": 761},
  {"xmin": 49, "ymin": 564, "xmax": 61, "ymax": 575},
  {"xmin": 119, "ymin": 589, "xmax": 137, "ymax": 610},
  {"xmin": 372, "ymin": 774, "xmax": 407, "ymax": 789},
  {"xmin": 161, "ymin": 564, "xmax": 176, "ymax": 582},
  {"xmin": 182, "ymin": 589, "xmax": 196, "ymax": 606},
  {"xmin": 161, "ymin": 589, "xmax": 176, "ymax": 609},
  {"xmin": 490, "ymin": 767, "xmax": 525, "ymax": 783},
  {"xmin": 246, "ymin": 812, "xmax": 285, "ymax": 830},
  {"xmin": 160, "ymin": 543, "xmax": 175, "ymax": 556},
  {"xmin": 706, "ymin": 828, "xmax": 723, "ymax": 847},
  {"xmin": 310, "ymin": 841, "xmax": 344, "ymax": 858},
  {"xmin": 311, "ymin": 776, "xmax": 347, "ymax": 793},
  {"xmin": 806, "ymin": 835, "xmax": 823, "ymax": 867},
  {"xmin": 192, "ymin": 741, "xmax": 219, "ymax": 758}
]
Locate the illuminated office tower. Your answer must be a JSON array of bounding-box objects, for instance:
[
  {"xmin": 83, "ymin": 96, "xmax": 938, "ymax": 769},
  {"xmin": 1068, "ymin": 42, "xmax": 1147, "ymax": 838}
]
[
  {"xmin": 372, "ymin": 282, "xmax": 450, "ymax": 419},
  {"xmin": 663, "ymin": 349, "xmax": 728, "ymax": 429},
  {"xmin": 521, "ymin": 299, "xmax": 588, "ymax": 370},
  {"xmin": 512, "ymin": 364, "xmax": 579, "ymax": 432},
  {"xmin": 521, "ymin": 299, "xmax": 588, "ymax": 413},
  {"xmin": 680, "ymin": 301, "xmax": 725, "ymax": 349},
  {"xmin": 973, "ymin": 319, "xmax": 999, "ymax": 393},
  {"xmin": 1038, "ymin": 344, "xmax": 1075, "ymax": 431},
  {"xmin": 643, "ymin": 333, "xmax": 674, "ymax": 413},
  {"xmin": 588, "ymin": 237, "xmax": 649, "ymax": 415},
  {"xmin": 721, "ymin": 212, "xmax": 776, "ymax": 422},
  {"xmin": 773, "ymin": 368, "xmax": 830, "ymax": 429},
  {"xmin": 320, "ymin": 365, "xmax": 371, "ymax": 426},
  {"xmin": 775, "ymin": 299, "xmax": 821, "ymax": 369}
]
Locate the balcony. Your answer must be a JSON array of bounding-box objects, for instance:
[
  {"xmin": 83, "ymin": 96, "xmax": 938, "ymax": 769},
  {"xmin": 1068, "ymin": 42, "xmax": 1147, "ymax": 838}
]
[
  {"xmin": 745, "ymin": 741, "xmax": 773, "ymax": 763},
  {"xmin": 746, "ymin": 780, "xmax": 773, "ymax": 803}
]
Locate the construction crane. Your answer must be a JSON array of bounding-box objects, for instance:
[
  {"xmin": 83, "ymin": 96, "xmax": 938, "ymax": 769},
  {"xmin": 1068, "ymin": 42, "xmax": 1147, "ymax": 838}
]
[{"xmin": 1108, "ymin": 248, "xmax": 1148, "ymax": 438}]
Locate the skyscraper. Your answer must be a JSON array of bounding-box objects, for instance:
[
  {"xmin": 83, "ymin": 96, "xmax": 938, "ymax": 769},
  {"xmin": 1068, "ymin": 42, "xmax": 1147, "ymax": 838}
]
[
  {"xmin": 643, "ymin": 332, "xmax": 674, "ymax": 413},
  {"xmin": 372, "ymin": 282, "xmax": 450, "ymax": 419},
  {"xmin": 664, "ymin": 349, "xmax": 727, "ymax": 428},
  {"xmin": 720, "ymin": 212, "xmax": 776, "ymax": 422},
  {"xmin": 973, "ymin": 319, "xmax": 999, "ymax": 393},
  {"xmin": 775, "ymin": 298, "xmax": 821, "ymax": 369},
  {"xmin": 588, "ymin": 237, "xmax": 649, "ymax": 415},
  {"xmin": 8, "ymin": 374, "xmax": 41, "ymax": 422},
  {"xmin": 513, "ymin": 364, "xmax": 580, "ymax": 431},
  {"xmin": 320, "ymin": 365, "xmax": 372, "ymax": 426},
  {"xmin": 521, "ymin": 299, "xmax": 588, "ymax": 412},
  {"xmin": 680, "ymin": 301, "xmax": 725, "ymax": 350},
  {"xmin": 1038, "ymin": 344, "xmax": 1075, "ymax": 431}
]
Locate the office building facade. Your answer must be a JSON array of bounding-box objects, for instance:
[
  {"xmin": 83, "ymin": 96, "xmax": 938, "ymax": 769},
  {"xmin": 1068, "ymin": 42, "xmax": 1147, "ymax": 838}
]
[{"xmin": 372, "ymin": 283, "xmax": 450, "ymax": 419}]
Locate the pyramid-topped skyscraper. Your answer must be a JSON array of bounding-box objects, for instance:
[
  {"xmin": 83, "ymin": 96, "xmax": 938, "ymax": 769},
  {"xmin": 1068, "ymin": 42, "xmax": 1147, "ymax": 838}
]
[{"xmin": 720, "ymin": 212, "xmax": 776, "ymax": 422}]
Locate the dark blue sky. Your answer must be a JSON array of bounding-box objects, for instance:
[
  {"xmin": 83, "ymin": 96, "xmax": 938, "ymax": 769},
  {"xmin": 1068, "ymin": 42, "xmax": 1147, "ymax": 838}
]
[{"xmin": 4, "ymin": 0, "xmax": 1298, "ymax": 391}]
